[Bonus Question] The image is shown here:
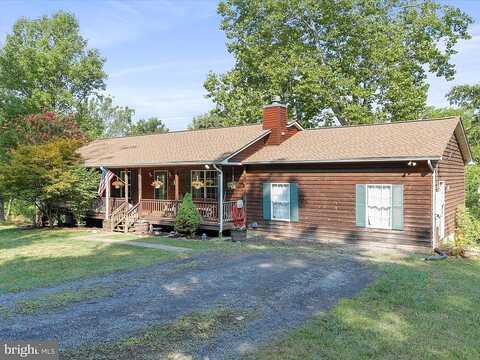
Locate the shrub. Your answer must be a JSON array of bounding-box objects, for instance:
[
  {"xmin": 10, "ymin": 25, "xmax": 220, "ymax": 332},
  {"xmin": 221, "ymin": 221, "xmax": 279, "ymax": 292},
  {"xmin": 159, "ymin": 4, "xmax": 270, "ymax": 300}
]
[
  {"xmin": 174, "ymin": 193, "xmax": 201, "ymax": 237},
  {"xmin": 453, "ymin": 207, "xmax": 480, "ymax": 256}
]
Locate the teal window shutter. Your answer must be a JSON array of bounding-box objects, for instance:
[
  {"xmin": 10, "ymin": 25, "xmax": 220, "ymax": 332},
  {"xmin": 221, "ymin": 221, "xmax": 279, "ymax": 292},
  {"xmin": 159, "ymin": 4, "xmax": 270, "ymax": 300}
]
[
  {"xmin": 262, "ymin": 183, "xmax": 271, "ymax": 220},
  {"xmin": 356, "ymin": 184, "xmax": 366, "ymax": 227},
  {"xmin": 391, "ymin": 185, "xmax": 404, "ymax": 230},
  {"xmin": 289, "ymin": 183, "xmax": 299, "ymax": 222}
]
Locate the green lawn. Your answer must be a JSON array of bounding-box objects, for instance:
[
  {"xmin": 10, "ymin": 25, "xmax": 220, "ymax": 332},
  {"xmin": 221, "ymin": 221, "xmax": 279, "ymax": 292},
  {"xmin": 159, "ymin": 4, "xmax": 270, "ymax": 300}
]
[
  {"xmin": 252, "ymin": 255, "xmax": 480, "ymax": 360},
  {"xmin": 0, "ymin": 226, "xmax": 181, "ymax": 293},
  {"xmin": 126, "ymin": 234, "xmax": 246, "ymax": 251}
]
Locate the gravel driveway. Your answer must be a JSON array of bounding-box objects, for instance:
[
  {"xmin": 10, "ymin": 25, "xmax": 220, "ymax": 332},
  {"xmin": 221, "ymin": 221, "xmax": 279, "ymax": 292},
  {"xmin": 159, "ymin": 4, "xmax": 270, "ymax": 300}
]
[{"xmin": 0, "ymin": 248, "xmax": 375, "ymax": 359}]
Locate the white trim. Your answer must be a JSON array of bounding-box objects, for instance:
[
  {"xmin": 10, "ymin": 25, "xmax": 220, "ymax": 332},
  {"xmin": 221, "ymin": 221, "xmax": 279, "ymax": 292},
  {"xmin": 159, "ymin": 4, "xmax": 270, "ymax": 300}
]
[
  {"xmin": 243, "ymin": 157, "xmax": 442, "ymax": 165},
  {"xmin": 287, "ymin": 121, "xmax": 304, "ymax": 130},
  {"xmin": 428, "ymin": 160, "xmax": 437, "ymax": 249},
  {"xmin": 455, "ymin": 119, "xmax": 473, "ymax": 164},
  {"xmin": 365, "ymin": 184, "xmax": 393, "ymax": 230},
  {"xmin": 270, "ymin": 183, "xmax": 291, "ymax": 221}
]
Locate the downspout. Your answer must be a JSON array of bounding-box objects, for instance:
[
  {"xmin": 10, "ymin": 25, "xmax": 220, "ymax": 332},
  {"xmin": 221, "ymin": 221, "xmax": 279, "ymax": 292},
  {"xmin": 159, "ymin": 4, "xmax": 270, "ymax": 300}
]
[
  {"xmin": 428, "ymin": 160, "xmax": 436, "ymax": 250},
  {"xmin": 212, "ymin": 163, "xmax": 224, "ymax": 237}
]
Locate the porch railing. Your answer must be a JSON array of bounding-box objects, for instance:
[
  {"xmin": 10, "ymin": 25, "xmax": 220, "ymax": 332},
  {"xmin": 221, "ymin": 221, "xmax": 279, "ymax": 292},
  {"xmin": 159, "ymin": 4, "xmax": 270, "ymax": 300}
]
[
  {"xmin": 90, "ymin": 197, "xmax": 125, "ymax": 214},
  {"xmin": 91, "ymin": 197, "xmax": 239, "ymax": 224},
  {"xmin": 138, "ymin": 199, "xmax": 237, "ymax": 223}
]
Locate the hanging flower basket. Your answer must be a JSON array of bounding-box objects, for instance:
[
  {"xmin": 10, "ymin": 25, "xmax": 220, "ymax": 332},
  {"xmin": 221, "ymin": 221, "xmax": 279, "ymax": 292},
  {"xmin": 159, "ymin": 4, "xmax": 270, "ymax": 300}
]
[
  {"xmin": 112, "ymin": 180, "xmax": 124, "ymax": 189},
  {"xmin": 151, "ymin": 180, "xmax": 164, "ymax": 189},
  {"xmin": 192, "ymin": 180, "xmax": 204, "ymax": 189}
]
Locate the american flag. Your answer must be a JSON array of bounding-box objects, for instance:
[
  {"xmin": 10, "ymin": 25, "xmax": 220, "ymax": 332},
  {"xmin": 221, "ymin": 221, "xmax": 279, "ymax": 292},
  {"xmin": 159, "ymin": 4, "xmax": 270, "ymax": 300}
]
[{"xmin": 98, "ymin": 166, "xmax": 115, "ymax": 196}]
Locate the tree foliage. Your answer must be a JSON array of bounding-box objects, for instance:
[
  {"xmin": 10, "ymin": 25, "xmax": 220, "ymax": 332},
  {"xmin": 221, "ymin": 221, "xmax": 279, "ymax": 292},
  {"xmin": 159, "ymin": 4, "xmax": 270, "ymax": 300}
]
[
  {"xmin": 129, "ymin": 117, "xmax": 169, "ymax": 135},
  {"xmin": 188, "ymin": 111, "xmax": 230, "ymax": 130},
  {"xmin": 174, "ymin": 193, "xmax": 201, "ymax": 236},
  {"xmin": 205, "ymin": 0, "xmax": 472, "ymax": 127},
  {"xmin": 0, "ymin": 11, "xmax": 106, "ymax": 118},
  {"xmin": 443, "ymin": 83, "xmax": 480, "ymax": 218},
  {"xmin": 0, "ymin": 139, "xmax": 99, "ymax": 226}
]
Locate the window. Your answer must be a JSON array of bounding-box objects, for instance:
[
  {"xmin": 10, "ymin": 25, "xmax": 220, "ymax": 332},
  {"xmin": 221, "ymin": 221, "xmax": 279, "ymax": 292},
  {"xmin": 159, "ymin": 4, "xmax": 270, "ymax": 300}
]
[
  {"xmin": 191, "ymin": 170, "xmax": 218, "ymax": 201},
  {"xmin": 366, "ymin": 184, "xmax": 392, "ymax": 229},
  {"xmin": 154, "ymin": 170, "xmax": 168, "ymax": 200},
  {"xmin": 119, "ymin": 170, "xmax": 132, "ymax": 199},
  {"xmin": 271, "ymin": 183, "xmax": 290, "ymax": 221}
]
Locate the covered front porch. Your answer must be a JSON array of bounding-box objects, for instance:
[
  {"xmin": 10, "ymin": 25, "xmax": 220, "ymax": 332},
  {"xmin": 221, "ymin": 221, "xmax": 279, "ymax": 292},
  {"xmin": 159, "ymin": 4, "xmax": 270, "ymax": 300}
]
[{"xmin": 89, "ymin": 165, "xmax": 245, "ymax": 232}]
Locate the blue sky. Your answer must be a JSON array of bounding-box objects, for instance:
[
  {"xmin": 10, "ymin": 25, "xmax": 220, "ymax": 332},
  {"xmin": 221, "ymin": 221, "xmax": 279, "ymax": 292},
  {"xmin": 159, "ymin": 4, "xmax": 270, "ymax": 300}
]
[{"xmin": 0, "ymin": 0, "xmax": 479, "ymax": 130}]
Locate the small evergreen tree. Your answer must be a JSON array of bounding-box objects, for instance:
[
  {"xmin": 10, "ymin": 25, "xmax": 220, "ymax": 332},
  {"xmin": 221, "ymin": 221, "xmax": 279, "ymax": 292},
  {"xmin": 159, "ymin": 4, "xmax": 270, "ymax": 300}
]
[{"xmin": 174, "ymin": 193, "xmax": 201, "ymax": 237}]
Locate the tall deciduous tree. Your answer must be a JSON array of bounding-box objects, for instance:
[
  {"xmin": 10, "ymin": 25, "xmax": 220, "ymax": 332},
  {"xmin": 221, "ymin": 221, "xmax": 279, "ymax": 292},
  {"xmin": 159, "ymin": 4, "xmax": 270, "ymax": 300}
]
[
  {"xmin": 205, "ymin": 0, "xmax": 472, "ymax": 127},
  {"xmin": 0, "ymin": 11, "xmax": 106, "ymax": 118},
  {"xmin": 0, "ymin": 11, "xmax": 106, "ymax": 220}
]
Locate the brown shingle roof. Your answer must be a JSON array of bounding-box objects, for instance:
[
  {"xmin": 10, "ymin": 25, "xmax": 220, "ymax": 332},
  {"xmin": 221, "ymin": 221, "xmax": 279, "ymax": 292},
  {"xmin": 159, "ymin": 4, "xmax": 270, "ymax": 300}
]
[
  {"xmin": 78, "ymin": 124, "xmax": 269, "ymax": 167},
  {"xmin": 244, "ymin": 117, "xmax": 468, "ymax": 164}
]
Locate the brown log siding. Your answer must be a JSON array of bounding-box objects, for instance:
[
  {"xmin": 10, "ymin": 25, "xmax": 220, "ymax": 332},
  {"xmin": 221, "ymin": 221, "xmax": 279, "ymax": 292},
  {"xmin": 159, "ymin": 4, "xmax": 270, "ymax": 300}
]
[
  {"xmin": 437, "ymin": 134, "xmax": 465, "ymax": 238},
  {"xmin": 245, "ymin": 163, "xmax": 433, "ymax": 247}
]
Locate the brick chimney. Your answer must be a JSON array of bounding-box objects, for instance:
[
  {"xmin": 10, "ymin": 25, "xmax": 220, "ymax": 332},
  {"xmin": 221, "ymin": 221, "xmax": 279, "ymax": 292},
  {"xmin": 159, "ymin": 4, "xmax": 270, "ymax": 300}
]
[{"xmin": 263, "ymin": 96, "xmax": 288, "ymax": 145}]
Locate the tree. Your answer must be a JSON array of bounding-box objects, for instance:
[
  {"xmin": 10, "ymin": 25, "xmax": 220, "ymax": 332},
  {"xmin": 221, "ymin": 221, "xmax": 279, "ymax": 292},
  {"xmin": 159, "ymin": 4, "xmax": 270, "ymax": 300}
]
[
  {"xmin": 0, "ymin": 139, "xmax": 99, "ymax": 227},
  {"xmin": 188, "ymin": 111, "xmax": 230, "ymax": 130},
  {"xmin": 446, "ymin": 84, "xmax": 480, "ymax": 218},
  {"xmin": 0, "ymin": 11, "xmax": 106, "ymax": 220},
  {"xmin": 0, "ymin": 111, "xmax": 86, "ymax": 222},
  {"xmin": 76, "ymin": 95, "xmax": 136, "ymax": 138},
  {"xmin": 0, "ymin": 11, "xmax": 106, "ymax": 118},
  {"xmin": 129, "ymin": 117, "xmax": 169, "ymax": 135},
  {"xmin": 448, "ymin": 84, "xmax": 480, "ymax": 118},
  {"xmin": 174, "ymin": 193, "xmax": 201, "ymax": 236},
  {"xmin": 205, "ymin": 0, "xmax": 472, "ymax": 127}
]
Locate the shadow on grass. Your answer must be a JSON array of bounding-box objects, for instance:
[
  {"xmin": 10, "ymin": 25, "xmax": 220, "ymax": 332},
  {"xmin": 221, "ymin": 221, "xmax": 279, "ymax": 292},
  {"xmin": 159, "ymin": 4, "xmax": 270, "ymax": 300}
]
[
  {"xmin": 0, "ymin": 227, "xmax": 180, "ymax": 293},
  {"xmin": 251, "ymin": 255, "xmax": 480, "ymax": 360}
]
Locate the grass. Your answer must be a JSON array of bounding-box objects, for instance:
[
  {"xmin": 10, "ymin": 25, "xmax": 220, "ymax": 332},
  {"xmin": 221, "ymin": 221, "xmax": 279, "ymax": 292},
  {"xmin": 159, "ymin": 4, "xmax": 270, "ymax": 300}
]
[
  {"xmin": 251, "ymin": 255, "xmax": 480, "ymax": 360},
  {"xmin": 62, "ymin": 307, "xmax": 250, "ymax": 360},
  {"xmin": 13, "ymin": 286, "xmax": 115, "ymax": 315},
  {"xmin": 131, "ymin": 235, "xmax": 240, "ymax": 251},
  {"xmin": 0, "ymin": 226, "xmax": 181, "ymax": 293}
]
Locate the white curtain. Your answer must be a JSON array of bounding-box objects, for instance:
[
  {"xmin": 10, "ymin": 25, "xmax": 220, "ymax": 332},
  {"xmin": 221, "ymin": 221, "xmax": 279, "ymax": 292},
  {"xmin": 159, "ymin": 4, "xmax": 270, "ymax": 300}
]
[
  {"xmin": 367, "ymin": 185, "xmax": 392, "ymax": 229},
  {"xmin": 272, "ymin": 184, "xmax": 290, "ymax": 220}
]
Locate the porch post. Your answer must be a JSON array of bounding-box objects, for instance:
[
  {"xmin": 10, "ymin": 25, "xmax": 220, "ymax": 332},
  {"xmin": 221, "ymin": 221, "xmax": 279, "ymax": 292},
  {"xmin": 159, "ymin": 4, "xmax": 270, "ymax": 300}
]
[
  {"xmin": 175, "ymin": 172, "xmax": 180, "ymax": 201},
  {"xmin": 124, "ymin": 169, "xmax": 129, "ymax": 234},
  {"xmin": 212, "ymin": 163, "xmax": 223, "ymax": 237},
  {"xmin": 105, "ymin": 173, "xmax": 111, "ymax": 220},
  {"xmin": 138, "ymin": 168, "xmax": 142, "ymax": 203},
  {"xmin": 124, "ymin": 169, "xmax": 129, "ymax": 204}
]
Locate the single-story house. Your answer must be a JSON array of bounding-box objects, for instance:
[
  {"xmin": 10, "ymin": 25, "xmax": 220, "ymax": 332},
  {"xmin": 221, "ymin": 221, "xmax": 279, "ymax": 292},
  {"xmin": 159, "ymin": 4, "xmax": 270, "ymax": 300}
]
[{"xmin": 78, "ymin": 98, "xmax": 472, "ymax": 249}]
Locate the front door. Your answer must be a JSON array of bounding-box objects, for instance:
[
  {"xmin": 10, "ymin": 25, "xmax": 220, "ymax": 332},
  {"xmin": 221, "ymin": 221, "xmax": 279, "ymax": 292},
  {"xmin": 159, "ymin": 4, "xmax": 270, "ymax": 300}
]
[{"xmin": 435, "ymin": 181, "xmax": 446, "ymax": 241}]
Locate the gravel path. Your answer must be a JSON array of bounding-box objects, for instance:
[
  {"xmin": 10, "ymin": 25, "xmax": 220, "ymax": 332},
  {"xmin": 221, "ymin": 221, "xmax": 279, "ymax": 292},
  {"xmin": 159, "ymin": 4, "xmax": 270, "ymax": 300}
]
[{"xmin": 0, "ymin": 249, "xmax": 375, "ymax": 359}]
